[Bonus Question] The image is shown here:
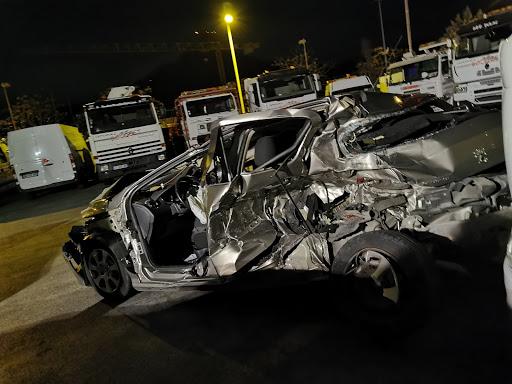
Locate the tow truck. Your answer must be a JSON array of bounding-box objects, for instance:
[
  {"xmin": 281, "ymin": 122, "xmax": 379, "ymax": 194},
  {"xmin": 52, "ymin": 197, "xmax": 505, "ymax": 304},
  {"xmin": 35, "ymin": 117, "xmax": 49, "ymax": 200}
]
[
  {"xmin": 453, "ymin": 7, "xmax": 512, "ymax": 106},
  {"xmin": 325, "ymin": 75, "xmax": 374, "ymax": 96},
  {"xmin": 84, "ymin": 86, "xmax": 167, "ymax": 180},
  {"xmin": 175, "ymin": 84, "xmax": 240, "ymax": 147},
  {"xmin": 383, "ymin": 40, "xmax": 454, "ymax": 102},
  {"xmin": 244, "ymin": 68, "xmax": 322, "ymax": 112}
]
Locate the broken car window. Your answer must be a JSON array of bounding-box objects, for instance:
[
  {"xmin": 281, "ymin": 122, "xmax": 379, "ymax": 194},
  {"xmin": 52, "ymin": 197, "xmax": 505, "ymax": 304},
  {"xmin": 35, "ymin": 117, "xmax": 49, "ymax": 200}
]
[
  {"xmin": 200, "ymin": 128, "xmax": 231, "ymax": 186},
  {"xmin": 241, "ymin": 118, "xmax": 307, "ymax": 172}
]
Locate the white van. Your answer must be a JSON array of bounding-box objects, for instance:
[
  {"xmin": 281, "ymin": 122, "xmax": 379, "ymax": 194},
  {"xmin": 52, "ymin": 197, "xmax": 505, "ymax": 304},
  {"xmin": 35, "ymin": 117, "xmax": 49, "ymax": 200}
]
[{"xmin": 8, "ymin": 124, "xmax": 86, "ymax": 191}]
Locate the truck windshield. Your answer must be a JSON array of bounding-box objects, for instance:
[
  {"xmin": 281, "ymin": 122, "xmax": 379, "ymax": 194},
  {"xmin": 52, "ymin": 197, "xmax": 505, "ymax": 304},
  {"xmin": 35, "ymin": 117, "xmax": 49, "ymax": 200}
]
[
  {"xmin": 185, "ymin": 95, "xmax": 236, "ymax": 117},
  {"xmin": 455, "ymin": 24, "xmax": 512, "ymax": 59},
  {"xmin": 88, "ymin": 103, "xmax": 156, "ymax": 134},
  {"xmin": 390, "ymin": 57, "xmax": 439, "ymax": 84},
  {"xmin": 260, "ymin": 74, "xmax": 313, "ymax": 102}
]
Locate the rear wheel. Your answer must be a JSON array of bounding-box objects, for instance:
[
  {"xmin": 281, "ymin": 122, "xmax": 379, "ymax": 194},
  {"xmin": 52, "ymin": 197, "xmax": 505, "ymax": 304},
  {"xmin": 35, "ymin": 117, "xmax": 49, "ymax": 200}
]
[
  {"xmin": 331, "ymin": 230, "xmax": 437, "ymax": 329},
  {"xmin": 84, "ymin": 247, "xmax": 133, "ymax": 302}
]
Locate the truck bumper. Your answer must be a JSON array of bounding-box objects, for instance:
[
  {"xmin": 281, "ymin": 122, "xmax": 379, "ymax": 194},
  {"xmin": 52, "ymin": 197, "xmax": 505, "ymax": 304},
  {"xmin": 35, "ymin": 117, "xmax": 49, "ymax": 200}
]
[{"xmin": 96, "ymin": 152, "xmax": 166, "ymax": 180}]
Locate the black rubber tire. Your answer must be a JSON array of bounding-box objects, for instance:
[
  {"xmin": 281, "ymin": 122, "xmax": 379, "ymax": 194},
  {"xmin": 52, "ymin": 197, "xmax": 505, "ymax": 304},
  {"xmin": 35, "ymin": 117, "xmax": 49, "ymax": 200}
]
[
  {"xmin": 82, "ymin": 150, "xmax": 97, "ymax": 182},
  {"xmin": 331, "ymin": 230, "xmax": 437, "ymax": 330},
  {"xmin": 84, "ymin": 247, "xmax": 133, "ymax": 303}
]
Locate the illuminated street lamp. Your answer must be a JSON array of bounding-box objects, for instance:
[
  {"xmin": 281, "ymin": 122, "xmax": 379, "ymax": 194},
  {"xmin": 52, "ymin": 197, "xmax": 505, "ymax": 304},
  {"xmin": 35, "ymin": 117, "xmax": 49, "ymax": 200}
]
[
  {"xmin": 1, "ymin": 82, "xmax": 16, "ymax": 130},
  {"xmin": 224, "ymin": 14, "xmax": 246, "ymax": 114}
]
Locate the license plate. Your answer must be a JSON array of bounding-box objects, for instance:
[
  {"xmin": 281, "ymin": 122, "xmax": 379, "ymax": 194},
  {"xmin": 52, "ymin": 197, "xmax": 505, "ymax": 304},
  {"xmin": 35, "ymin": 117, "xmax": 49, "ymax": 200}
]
[
  {"xmin": 113, "ymin": 164, "xmax": 128, "ymax": 170},
  {"xmin": 21, "ymin": 171, "xmax": 39, "ymax": 179}
]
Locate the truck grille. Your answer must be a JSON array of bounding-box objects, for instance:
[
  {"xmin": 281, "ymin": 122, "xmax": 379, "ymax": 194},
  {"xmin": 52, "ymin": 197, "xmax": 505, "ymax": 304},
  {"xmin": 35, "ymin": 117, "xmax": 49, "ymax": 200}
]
[
  {"xmin": 474, "ymin": 86, "xmax": 502, "ymax": 94},
  {"xmin": 475, "ymin": 94, "xmax": 502, "ymax": 104},
  {"xmin": 95, "ymin": 140, "xmax": 163, "ymax": 162}
]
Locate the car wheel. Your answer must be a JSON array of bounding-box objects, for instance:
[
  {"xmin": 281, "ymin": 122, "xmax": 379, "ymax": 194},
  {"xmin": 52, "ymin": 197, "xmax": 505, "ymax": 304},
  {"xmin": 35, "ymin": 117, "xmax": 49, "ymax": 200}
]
[
  {"xmin": 84, "ymin": 247, "xmax": 133, "ymax": 302},
  {"xmin": 331, "ymin": 230, "xmax": 437, "ymax": 329}
]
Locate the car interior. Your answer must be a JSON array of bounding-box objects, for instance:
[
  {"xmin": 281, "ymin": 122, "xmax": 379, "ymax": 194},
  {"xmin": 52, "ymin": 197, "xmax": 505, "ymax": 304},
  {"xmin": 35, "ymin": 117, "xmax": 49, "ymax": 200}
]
[{"xmin": 131, "ymin": 117, "xmax": 309, "ymax": 267}]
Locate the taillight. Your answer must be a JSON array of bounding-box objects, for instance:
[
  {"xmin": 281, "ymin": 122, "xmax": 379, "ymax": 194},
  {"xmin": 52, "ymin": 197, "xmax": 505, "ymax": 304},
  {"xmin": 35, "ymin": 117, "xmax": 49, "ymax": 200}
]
[{"xmin": 41, "ymin": 158, "xmax": 51, "ymax": 166}]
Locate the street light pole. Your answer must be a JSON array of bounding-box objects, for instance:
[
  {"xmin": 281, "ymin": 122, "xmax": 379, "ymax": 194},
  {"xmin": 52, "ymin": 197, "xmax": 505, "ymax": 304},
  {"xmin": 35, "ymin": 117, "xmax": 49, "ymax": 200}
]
[
  {"xmin": 1, "ymin": 82, "xmax": 16, "ymax": 130},
  {"xmin": 224, "ymin": 14, "xmax": 246, "ymax": 114},
  {"xmin": 376, "ymin": 0, "xmax": 388, "ymax": 68},
  {"xmin": 298, "ymin": 38, "xmax": 309, "ymax": 69},
  {"xmin": 404, "ymin": 0, "xmax": 413, "ymax": 55}
]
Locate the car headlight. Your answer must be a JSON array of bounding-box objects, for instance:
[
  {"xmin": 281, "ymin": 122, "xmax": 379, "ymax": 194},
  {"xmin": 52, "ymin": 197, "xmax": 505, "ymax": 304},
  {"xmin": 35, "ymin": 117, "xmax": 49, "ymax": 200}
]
[{"xmin": 157, "ymin": 154, "xmax": 166, "ymax": 161}]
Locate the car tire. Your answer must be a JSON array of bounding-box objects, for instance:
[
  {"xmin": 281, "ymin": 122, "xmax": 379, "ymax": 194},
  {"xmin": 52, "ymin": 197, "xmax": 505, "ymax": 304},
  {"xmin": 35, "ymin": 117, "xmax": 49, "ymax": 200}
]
[
  {"xmin": 84, "ymin": 247, "xmax": 133, "ymax": 302},
  {"xmin": 331, "ymin": 230, "xmax": 437, "ymax": 330}
]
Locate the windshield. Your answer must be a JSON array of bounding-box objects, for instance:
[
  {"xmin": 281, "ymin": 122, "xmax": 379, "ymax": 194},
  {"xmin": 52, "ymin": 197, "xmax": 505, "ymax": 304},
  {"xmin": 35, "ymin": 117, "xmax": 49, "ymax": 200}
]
[
  {"xmin": 88, "ymin": 102, "xmax": 156, "ymax": 134},
  {"xmin": 260, "ymin": 74, "xmax": 313, "ymax": 102},
  {"xmin": 185, "ymin": 95, "xmax": 236, "ymax": 117},
  {"xmin": 392, "ymin": 57, "xmax": 439, "ymax": 84},
  {"xmin": 455, "ymin": 24, "xmax": 512, "ymax": 59}
]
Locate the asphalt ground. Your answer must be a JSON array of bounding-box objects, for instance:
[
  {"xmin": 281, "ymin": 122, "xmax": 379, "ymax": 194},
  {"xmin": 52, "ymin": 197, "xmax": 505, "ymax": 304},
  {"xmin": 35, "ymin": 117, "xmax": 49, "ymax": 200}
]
[
  {"xmin": 0, "ymin": 183, "xmax": 105, "ymax": 223},
  {"xmin": 0, "ymin": 186, "xmax": 511, "ymax": 383}
]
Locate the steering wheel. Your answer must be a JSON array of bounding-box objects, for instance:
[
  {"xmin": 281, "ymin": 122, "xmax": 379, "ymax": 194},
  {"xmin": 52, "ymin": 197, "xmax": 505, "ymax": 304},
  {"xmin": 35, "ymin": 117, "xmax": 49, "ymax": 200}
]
[{"xmin": 174, "ymin": 175, "xmax": 199, "ymax": 207}]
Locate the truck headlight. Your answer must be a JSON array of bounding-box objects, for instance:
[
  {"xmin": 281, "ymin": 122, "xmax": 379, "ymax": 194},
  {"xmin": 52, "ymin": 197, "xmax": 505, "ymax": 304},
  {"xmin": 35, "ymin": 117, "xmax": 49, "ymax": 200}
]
[
  {"xmin": 157, "ymin": 154, "xmax": 166, "ymax": 161},
  {"xmin": 99, "ymin": 164, "xmax": 109, "ymax": 172},
  {"xmin": 455, "ymin": 85, "xmax": 467, "ymax": 94}
]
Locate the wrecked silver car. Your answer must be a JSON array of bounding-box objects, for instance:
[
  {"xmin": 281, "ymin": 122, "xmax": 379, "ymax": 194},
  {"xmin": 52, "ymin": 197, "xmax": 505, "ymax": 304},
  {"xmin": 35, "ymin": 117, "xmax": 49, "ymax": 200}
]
[{"xmin": 63, "ymin": 92, "xmax": 508, "ymax": 322}]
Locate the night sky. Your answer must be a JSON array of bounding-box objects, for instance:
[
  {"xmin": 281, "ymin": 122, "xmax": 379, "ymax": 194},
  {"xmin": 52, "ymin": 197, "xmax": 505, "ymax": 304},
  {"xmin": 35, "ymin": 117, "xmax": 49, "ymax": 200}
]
[{"xmin": 0, "ymin": 0, "xmax": 509, "ymax": 107}]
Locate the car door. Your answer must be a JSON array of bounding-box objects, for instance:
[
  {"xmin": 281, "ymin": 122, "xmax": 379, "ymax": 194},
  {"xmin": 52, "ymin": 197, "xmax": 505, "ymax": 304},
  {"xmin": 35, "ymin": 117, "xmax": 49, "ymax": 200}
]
[{"xmin": 203, "ymin": 117, "xmax": 316, "ymax": 277}]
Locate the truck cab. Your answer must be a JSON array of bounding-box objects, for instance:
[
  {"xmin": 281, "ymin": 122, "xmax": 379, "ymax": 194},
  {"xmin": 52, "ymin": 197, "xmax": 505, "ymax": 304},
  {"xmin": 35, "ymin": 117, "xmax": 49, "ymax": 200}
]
[
  {"xmin": 244, "ymin": 68, "xmax": 322, "ymax": 112},
  {"xmin": 84, "ymin": 86, "xmax": 167, "ymax": 180},
  {"xmin": 175, "ymin": 85, "xmax": 240, "ymax": 147},
  {"xmin": 453, "ymin": 8, "xmax": 512, "ymax": 106},
  {"xmin": 325, "ymin": 75, "xmax": 374, "ymax": 96},
  {"xmin": 385, "ymin": 45, "xmax": 454, "ymax": 102}
]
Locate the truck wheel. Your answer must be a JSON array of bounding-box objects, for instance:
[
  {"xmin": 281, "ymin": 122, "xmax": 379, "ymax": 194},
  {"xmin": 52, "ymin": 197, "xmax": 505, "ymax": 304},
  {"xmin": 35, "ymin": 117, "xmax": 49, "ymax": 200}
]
[
  {"xmin": 82, "ymin": 150, "xmax": 96, "ymax": 182},
  {"xmin": 331, "ymin": 230, "xmax": 437, "ymax": 329},
  {"xmin": 84, "ymin": 247, "xmax": 133, "ymax": 302}
]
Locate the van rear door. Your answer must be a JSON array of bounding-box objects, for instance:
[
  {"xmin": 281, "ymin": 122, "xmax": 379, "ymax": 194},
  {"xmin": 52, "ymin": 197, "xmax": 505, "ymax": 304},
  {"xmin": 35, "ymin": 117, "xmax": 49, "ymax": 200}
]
[{"xmin": 10, "ymin": 125, "xmax": 76, "ymax": 190}]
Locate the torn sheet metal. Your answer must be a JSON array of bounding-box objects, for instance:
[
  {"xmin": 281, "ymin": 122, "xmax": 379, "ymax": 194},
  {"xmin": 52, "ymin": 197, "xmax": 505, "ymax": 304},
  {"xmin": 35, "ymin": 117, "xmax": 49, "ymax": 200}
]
[
  {"xmin": 310, "ymin": 112, "xmax": 504, "ymax": 187},
  {"xmin": 283, "ymin": 233, "xmax": 330, "ymax": 271}
]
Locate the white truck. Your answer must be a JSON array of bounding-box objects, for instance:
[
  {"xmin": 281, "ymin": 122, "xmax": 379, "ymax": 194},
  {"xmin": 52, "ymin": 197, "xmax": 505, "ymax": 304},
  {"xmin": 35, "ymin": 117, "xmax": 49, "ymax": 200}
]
[
  {"xmin": 385, "ymin": 40, "xmax": 454, "ymax": 102},
  {"xmin": 325, "ymin": 75, "xmax": 373, "ymax": 96},
  {"xmin": 175, "ymin": 85, "xmax": 240, "ymax": 147},
  {"xmin": 244, "ymin": 68, "xmax": 322, "ymax": 112},
  {"xmin": 84, "ymin": 86, "xmax": 167, "ymax": 180},
  {"xmin": 452, "ymin": 8, "xmax": 512, "ymax": 106}
]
